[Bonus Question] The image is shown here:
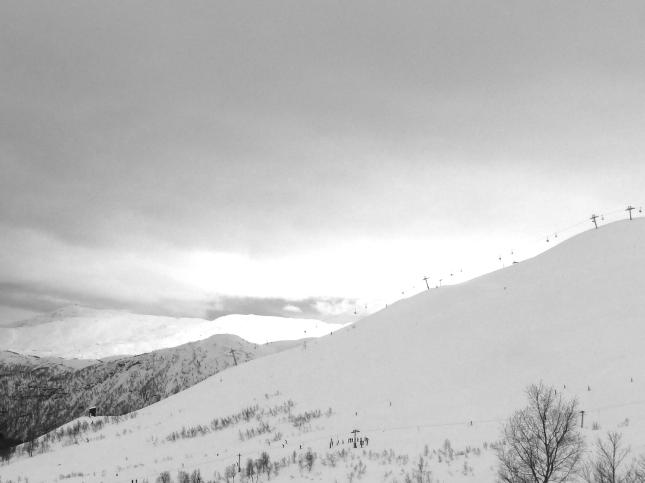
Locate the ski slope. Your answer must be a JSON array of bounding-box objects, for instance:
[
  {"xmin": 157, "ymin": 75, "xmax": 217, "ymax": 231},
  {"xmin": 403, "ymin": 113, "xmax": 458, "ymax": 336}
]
[
  {"xmin": 3, "ymin": 220, "xmax": 645, "ymax": 482},
  {"xmin": 0, "ymin": 308, "xmax": 346, "ymax": 359}
]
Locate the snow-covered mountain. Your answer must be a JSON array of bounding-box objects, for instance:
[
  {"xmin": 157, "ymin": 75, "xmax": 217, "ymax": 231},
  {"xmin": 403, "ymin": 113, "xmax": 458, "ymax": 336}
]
[
  {"xmin": 0, "ymin": 335, "xmax": 302, "ymax": 449},
  {"xmin": 4, "ymin": 220, "xmax": 645, "ymax": 482},
  {"xmin": 0, "ymin": 307, "xmax": 346, "ymax": 359}
]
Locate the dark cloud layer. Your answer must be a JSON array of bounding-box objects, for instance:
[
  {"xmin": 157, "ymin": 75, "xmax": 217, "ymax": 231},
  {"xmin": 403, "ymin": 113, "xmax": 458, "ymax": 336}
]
[
  {"xmin": 3, "ymin": 1, "xmax": 645, "ymax": 253},
  {"xmin": 2, "ymin": 1, "xmax": 645, "ymax": 322},
  {"xmin": 0, "ymin": 281, "xmax": 354, "ymax": 323}
]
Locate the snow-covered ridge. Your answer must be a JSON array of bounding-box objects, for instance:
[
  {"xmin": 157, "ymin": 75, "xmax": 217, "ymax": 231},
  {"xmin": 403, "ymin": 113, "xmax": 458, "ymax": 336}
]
[{"xmin": 0, "ymin": 308, "xmax": 346, "ymax": 359}]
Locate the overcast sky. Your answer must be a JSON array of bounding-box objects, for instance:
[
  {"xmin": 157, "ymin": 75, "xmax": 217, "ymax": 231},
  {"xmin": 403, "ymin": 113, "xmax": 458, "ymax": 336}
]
[{"xmin": 2, "ymin": 1, "xmax": 645, "ymax": 324}]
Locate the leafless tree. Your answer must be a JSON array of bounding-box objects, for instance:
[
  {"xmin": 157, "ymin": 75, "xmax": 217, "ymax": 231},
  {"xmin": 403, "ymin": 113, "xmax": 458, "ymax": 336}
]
[
  {"xmin": 245, "ymin": 457, "xmax": 256, "ymax": 482},
  {"xmin": 582, "ymin": 431, "xmax": 645, "ymax": 483},
  {"xmin": 634, "ymin": 457, "xmax": 645, "ymax": 482},
  {"xmin": 156, "ymin": 471, "xmax": 172, "ymax": 483},
  {"xmin": 257, "ymin": 451, "xmax": 271, "ymax": 479},
  {"xmin": 497, "ymin": 382, "xmax": 584, "ymax": 483},
  {"xmin": 224, "ymin": 464, "xmax": 237, "ymax": 483}
]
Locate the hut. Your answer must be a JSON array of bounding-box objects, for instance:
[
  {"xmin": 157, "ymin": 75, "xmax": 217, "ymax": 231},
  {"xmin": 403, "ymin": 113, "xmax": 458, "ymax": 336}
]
[{"xmin": 88, "ymin": 406, "xmax": 97, "ymax": 417}]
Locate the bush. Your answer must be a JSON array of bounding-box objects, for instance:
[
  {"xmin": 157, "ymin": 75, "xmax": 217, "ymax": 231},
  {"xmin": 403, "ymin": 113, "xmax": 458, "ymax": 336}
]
[
  {"xmin": 190, "ymin": 469, "xmax": 203, "ymax": 483},
  {"xmin": 257, "ymin": 452, "xmax": 270, "ymax": 478},
  {"xmin": 224, "ymin": 465, "xmax": 237, "ymax": 482},
  {"xmin": 156, "ymin": 471, "xmax": 172, "ymax": 483},
  {"xmin": 304, "ymin": 449, "xmax": 315, "ymax": 472},
  {"xmin": 245, "ymin": 458, "xmax": 255, "ymax": 481}
]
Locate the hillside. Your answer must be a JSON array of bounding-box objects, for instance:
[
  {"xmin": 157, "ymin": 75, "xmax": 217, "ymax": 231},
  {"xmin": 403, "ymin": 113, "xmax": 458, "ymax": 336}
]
[
  {"xmin": 3, "ymin": 220, "xmax": 645, "ymax": 482},
  {"xmin": 0, "ymin": 335, "xmax": 301, "ymax": 451},
  {"xmin": 0, "ymin": 308, "xmax": 345, "ymax": 358}
]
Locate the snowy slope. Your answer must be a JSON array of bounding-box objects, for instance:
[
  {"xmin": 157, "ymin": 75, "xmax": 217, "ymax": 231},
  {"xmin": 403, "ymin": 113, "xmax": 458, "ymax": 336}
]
[
  {"xmin": 4, "ymin": 220, "xmax": 645, "ymax": 482},
  {"xmin": 0, "ymin": 308, "xmax": 345, "ymax": 358}
]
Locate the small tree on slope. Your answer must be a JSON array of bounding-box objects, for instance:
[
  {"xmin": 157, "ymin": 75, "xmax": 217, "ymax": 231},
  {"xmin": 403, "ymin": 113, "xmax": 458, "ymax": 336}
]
[
  {"xmin": 582, "ymin": 431, "xmax": 645, "ymax": 483},
  {"xmin": 497, "ymin": 382, "xmax": 584, "ymax": 483}
]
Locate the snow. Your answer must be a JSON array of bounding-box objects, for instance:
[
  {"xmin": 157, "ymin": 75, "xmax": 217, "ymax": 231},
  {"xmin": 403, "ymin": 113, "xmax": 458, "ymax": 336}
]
[
  {"xmin": 0, "ymin": 308, "xmax": 346, "ymax": 359},
  {"xmin": 3, "ymin": 220, "xmax": 645, "ymax": 482}
]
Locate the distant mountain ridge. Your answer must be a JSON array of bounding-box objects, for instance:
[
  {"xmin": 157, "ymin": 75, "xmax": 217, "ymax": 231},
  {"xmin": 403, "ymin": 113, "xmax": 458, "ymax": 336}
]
[
  {"xmin": 0, "ymin": 307, "xmax": 347, "ymax": 358},
  {"xmin": 0, "ymin": 333, "xmax": 303, "ymax": 450}
]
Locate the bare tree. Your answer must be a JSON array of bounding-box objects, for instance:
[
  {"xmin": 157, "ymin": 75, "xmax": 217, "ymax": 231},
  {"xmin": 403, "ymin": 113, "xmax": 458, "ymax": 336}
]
[
  {"xmin": 582, "ymin": 432, "xmax": 631, "ymax": 483},
  {"xmin": 224, "ymin": 464, "xmax": 237, "ymax": 483},
  {"xmin": 156, "ymin": 471, "xmax": 172, "ymax": 483},
  {"xmin": 583, "ymin": 431, "xmax": 645, "ymax": 483},
  {"xmin": 246, "ymin": 457, "xmax": 256, "ymax": 482},
  {"xmin": 257, "ymin": 451, "xmax": 271, "ymax": 479},
  {"xmin": 497, "ymin": 382, "xmax": 584, "ymax": 483},
  {"xmin": 634, "ymin": 456, "xmax": 645, "ymax": 482},
  {"xmin": 190, "ymin": 469, "xmax": 203, "ymax": 483}
]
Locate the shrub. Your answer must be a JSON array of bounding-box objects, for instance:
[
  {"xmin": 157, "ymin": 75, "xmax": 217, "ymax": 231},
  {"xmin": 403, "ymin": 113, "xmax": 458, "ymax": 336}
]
[{"xmin": 156, "ymin": 471, "xmax": 172, "ymax": 483}]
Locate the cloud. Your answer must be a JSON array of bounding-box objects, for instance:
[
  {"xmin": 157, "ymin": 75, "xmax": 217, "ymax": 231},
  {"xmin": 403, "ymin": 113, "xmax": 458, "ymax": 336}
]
[
  {"xmin": 283, "ymin": 304, "xmax": 303, "ymax": 314},
  {"xmin": 203, "ymin": 296, "xmax": 355, "ymax": 321},
  {"xmin": 0, "ymin": 269, "xmax": 358, "ymax": 323},
  {"xmin": 2, "ymin": 1, "xmax": 645, "ymax": 323},
  {"xmin": 3, "ymin": 1, "xmax": 645, "ymax": 256}
]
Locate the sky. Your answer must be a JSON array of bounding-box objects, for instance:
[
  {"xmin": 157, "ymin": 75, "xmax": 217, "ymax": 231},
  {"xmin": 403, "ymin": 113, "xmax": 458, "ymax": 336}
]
[{"xmin": 2, "ymin": 0, "xmax": 645, "ymax": 324}]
